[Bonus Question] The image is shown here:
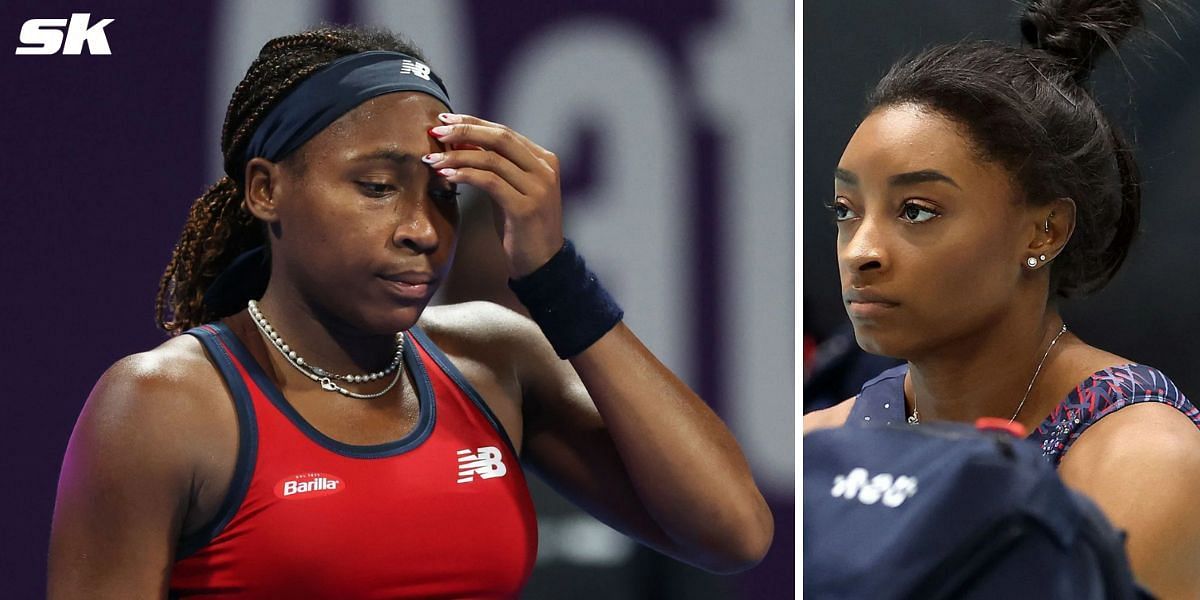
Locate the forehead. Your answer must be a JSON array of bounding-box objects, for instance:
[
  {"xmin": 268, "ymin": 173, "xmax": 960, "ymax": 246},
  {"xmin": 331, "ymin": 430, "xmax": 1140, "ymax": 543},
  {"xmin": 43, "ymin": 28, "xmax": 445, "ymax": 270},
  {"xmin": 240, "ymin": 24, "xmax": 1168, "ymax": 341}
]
[
  {"xmin": 302, "ymin": 92, "xmax": 448, "ymax": 159},
  {"xmin": 839, "ymin": 103, "xmax": 1007, "ymax": 188}
]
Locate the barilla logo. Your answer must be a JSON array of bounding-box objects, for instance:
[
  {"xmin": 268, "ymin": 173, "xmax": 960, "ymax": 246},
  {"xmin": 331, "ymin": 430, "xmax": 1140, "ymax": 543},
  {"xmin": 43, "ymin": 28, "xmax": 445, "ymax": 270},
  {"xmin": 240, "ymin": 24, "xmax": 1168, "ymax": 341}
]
[
  {"xmin": 16, "ymin": 14, "xmax": 114, "ymax": 55},
  {"xmin": 274, "ymin": 472, "xmax": 344, "ymax": 499}
]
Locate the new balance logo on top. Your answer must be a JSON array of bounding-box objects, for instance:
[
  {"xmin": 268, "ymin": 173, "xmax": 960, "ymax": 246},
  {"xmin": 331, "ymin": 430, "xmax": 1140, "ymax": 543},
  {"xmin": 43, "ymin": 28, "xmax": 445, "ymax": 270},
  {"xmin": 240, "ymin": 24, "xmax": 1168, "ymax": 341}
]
[
  {"xmin": 16, "ymin": 14, "xmax": 114, "ymax": 55},
  {"xmin": 831, "ymin": 467, "xmax": 917, "ymax": 508},
  {"xmin": 457, "ymin": 446, "xmax": 507, "ymax": 483},
  {"xmin": 398, "ymin": 59, "xmax": 431, "ymax": 81},
  {"xmin": 274, "ymin": 472, "xmax": 345, "ymax": 499}
]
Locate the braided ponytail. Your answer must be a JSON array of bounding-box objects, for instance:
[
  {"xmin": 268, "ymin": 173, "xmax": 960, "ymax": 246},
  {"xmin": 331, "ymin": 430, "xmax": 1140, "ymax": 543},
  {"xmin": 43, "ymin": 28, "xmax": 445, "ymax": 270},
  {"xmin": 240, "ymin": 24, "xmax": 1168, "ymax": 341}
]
[
  {"xmin": 155, "ymin": 25, "xmax": 427, "ymax": 334},
  {"xmin": 155, "ymin": 175, "xmax": 259, "ymax": 333}
]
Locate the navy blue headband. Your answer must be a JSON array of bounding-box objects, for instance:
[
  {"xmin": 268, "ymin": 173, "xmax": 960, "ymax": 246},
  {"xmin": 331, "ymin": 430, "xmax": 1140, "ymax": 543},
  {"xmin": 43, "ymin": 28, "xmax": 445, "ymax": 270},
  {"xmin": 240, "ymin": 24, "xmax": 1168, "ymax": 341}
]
[
  {"xmin": 203, "ymin": 51, "xmax": 451, "ymax": 315},
  {"xmin": 239, "ymin": 50, "xmax": 452, "ymax": 173}
]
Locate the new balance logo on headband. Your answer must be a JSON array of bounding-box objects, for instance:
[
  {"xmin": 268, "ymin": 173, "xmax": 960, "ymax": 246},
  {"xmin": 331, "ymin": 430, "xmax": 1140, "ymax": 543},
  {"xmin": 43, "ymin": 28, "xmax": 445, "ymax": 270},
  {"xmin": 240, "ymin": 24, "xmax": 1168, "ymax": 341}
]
[
  {"xmin": 457, "ymin": 446, "xmax": 507, "ymax": 483},
  {"xmin": 398, "ymin": 59, "xmax": 431, "ymax": 81},
  {"xmin": 16, "ymin": 13, "xmax": 113, "ymax": 55}
]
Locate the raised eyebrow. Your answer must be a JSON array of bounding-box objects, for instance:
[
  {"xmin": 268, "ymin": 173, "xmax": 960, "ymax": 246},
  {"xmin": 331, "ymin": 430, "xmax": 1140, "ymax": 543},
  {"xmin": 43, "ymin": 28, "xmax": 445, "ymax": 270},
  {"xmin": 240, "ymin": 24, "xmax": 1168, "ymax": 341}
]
[
  {"xmin": 888, "ymin": 169, "xmax": 961, "ymax": 190},
  {"xmin": 834, "ymin": 168, "xmax": 858, "ymax": 185}
]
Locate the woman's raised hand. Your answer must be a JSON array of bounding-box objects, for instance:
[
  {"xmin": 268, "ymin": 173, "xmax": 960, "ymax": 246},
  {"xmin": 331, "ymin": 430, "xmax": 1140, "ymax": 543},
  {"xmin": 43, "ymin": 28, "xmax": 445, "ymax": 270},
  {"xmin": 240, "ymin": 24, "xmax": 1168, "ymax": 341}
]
[{"xmin": 424, "ymin": 113, "xmax": 564, "ymax": 278}]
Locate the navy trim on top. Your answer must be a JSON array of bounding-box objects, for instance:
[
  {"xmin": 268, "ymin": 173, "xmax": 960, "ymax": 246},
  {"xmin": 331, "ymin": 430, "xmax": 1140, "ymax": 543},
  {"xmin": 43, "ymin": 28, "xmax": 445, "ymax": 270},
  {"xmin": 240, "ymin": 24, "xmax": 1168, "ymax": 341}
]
[
  {"xmin": 408, "ymin": 326, "xmax": 520, "ymax": 457},
  {"xmin": 206, "ymin": 321, "xmax": 437, "ymax": 459},
  {"xmin": 175, "ymin": 324, "xmax": 259, "ymax": 560}
]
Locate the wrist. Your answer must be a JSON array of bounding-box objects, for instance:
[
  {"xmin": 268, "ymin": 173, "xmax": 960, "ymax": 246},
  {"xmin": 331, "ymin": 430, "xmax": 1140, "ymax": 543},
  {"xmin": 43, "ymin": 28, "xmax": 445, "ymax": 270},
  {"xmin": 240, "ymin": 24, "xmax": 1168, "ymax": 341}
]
[
  {"xmin": 509, "ymin": 235, "xmax": 566, "ymax": 279},
  {"xmin": 508, "ymin": 239, "xmax": 623, "ymax": 359}
]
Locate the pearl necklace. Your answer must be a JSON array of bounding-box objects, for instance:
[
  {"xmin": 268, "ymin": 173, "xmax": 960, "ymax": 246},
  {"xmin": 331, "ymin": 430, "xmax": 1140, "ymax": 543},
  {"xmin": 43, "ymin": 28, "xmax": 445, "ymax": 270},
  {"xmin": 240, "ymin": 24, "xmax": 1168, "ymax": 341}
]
[
  {"xmin": 247, "ymin": 299, "xmax": 405, "ymax": 399},
  {"xmin": 908, "ymin": 323, "xmax": 1068, "ymax": 425}
]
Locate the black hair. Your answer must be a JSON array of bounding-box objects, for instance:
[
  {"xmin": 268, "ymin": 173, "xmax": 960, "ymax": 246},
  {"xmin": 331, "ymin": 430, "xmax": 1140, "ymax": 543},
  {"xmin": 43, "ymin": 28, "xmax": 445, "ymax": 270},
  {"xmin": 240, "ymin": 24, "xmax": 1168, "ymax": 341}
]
[
  {"xmin": 867, "ymin": 0, "xmax": 1148, "ymax": 297},
  {"xmin": 155, "ymin": 25, "xmax": 427, "ymax": 334}
]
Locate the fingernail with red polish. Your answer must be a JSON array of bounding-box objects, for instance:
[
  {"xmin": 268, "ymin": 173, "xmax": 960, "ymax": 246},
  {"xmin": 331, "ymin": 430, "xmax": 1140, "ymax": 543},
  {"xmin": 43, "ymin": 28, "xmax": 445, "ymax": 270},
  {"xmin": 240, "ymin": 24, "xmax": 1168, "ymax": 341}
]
[
  {"xmin": 438, "ymin": 113, "xmax": 462, "ymax": 123},
  {"xmin": 429, "ymin": 125, "xmax": 452, "ymax": 138},
  {"xmin": 422, "ymin": 153, "xmax": 443, "ymax": 164}
]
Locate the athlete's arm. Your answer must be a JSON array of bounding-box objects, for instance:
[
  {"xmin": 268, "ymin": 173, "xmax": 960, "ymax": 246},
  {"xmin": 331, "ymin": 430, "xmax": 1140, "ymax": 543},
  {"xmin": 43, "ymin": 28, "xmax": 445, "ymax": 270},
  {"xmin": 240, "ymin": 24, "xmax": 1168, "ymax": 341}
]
[
  {"xmin": 462, "ymin": 305, "xmax": 766, "ymax": 574},
  {"xmin": 429, "ymin": 302, "xmax": 771, "ymax": 573},
  {"xmin": 48, "ymin": 349, "xmax": 205, "ymax": 599},
  {"xmin": 427, "ymin": 113, "xmax": 772, "ymax": 572},
  {"xmin": 1057, "ymin": 402, "xmax": 1200, "ymax": 600}
]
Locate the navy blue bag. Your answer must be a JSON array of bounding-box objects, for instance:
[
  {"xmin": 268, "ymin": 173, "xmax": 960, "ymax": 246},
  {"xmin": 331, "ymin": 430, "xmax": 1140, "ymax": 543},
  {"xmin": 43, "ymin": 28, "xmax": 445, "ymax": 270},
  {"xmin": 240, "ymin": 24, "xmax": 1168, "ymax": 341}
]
[{"xmin": 803, "ymin": 421, "xmax": 1150, "ymax": 599}]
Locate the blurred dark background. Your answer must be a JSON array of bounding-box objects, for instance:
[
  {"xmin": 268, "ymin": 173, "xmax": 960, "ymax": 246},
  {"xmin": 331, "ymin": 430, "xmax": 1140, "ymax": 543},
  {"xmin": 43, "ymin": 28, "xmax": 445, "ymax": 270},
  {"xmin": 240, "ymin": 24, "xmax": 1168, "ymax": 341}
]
[
  {"xmin": 0, "ymin": 0, "xmax": 793, "ymax": 598},
  {"xmin": 803, "ymin": 1, "xmax": 1200, "ymax": 401}
]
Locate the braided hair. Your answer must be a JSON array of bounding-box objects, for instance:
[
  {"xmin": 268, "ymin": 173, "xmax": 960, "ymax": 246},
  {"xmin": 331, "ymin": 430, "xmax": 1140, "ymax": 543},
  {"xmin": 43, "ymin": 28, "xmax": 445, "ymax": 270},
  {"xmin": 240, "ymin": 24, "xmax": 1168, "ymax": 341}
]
[
  {"xmin": 867, "ymin": 0, "xmax": 1148, "ymax": 297},
  {"xmin": 155, "ymin": 25, "xmax": 427, "ymax": 335}
]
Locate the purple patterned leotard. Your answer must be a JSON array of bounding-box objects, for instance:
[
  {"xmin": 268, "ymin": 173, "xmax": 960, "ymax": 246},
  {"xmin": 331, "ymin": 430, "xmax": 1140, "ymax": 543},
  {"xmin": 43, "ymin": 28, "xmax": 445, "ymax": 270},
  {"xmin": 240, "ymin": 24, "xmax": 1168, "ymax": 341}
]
[{"xmin": 846, "ymin": 363, "xmax": 1200, "ymax": 465}]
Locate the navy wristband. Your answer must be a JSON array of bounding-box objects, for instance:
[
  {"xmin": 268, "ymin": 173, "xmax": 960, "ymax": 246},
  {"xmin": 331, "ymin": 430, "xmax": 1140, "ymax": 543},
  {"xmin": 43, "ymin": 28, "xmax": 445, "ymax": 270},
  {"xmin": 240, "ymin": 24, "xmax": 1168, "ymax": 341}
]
[{"xmin": 508, "ymin": 240, "xmax": 624, "ymax": 359}]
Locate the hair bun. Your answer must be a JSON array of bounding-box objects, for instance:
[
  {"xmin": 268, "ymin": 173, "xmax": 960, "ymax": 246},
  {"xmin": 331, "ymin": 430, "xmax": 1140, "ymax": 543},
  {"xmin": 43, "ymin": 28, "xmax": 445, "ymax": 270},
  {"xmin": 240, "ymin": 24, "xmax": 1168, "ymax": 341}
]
[{"xmin": 1020, "ymin": 0, "xmax": 1143, "ymax": 79}]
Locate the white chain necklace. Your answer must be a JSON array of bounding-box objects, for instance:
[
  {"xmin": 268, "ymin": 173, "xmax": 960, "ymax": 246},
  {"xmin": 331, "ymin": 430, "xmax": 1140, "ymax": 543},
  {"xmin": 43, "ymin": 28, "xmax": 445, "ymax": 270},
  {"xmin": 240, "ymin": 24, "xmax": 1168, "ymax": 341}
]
[
  {"xmin": 907, "ymin": 323, "xmax": 1068, "ymax": 425},
  {"xmin": 247, "ymin": 299, "xmax": 406, "ymax": 399}
]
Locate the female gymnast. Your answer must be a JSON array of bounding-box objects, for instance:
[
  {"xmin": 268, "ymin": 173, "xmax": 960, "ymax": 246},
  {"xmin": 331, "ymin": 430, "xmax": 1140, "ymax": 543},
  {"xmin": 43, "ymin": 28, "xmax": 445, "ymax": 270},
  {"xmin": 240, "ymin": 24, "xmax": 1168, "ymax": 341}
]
[
  {"xmin": 803, "ymin": 0, "xmax": 1200, "ymax": 596},
  {"xmin": 47, "ymin": 25, "xmax": 772, "ymax": 598}
]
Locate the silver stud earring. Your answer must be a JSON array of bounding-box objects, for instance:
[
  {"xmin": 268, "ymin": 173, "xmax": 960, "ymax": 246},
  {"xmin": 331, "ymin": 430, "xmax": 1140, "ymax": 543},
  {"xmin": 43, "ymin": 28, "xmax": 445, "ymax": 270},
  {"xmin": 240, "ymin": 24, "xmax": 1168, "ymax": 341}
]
[
  {"xmin": 1026, "ymin": 257, "xmax": 1038, "ymax": 268},
  {"xmin": 1039, "ymin": 254, "xmax": 1047, "ymax": 261}
]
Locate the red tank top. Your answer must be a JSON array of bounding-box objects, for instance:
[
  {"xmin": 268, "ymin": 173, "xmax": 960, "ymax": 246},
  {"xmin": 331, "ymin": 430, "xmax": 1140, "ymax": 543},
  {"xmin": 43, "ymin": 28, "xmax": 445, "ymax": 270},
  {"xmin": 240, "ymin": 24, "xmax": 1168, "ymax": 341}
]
[{"xmin": 169, "ymin": 322, "xmax": 537, "ymax": 599}]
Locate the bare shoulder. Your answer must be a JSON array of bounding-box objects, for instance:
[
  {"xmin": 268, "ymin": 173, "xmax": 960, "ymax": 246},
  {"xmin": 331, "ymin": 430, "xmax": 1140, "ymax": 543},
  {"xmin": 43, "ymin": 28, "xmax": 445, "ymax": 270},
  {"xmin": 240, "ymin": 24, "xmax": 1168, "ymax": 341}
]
[
  {"xmin": 1059, "ymin": 401, "xmax": 1200, "ymax": 483},
  {"xmin": 803, "ymin": 397, "xmax": 857, "ymax": 435},
  {"xmin": 1053, "ymin": 344, "xmax": 1195, "ymax": 471},
  {"xmin": 103, "ymin": 333, "xmax": 214, "ymax": 386},
  {"xmin": 93, "ymin": 334, "xmax": 222, "ymax": 419},
  {"xmin": 417, "ymin": 302, "xmax": 550, "ymax": 453},
  {"xmin": 82, "ymin": 333, "xmax": 232, "ymax": 464},
  {"xmin": 419, "ymin": 301, "xmax": 546, "ymax": 355},
  {"xmin": 1057, "ymin": 401, "xmax": 1200, "ymax": 598},
  {"xmin": 49, "ymin": 334, "xmax": 232, "ymax": 597},
  {"xmin": 70, "ymin": 332, "xmax": 235, "ymax": 521},
  {"xmin": 1054, "ymin": 341, "xmax": 1134, "ymax": 387}
]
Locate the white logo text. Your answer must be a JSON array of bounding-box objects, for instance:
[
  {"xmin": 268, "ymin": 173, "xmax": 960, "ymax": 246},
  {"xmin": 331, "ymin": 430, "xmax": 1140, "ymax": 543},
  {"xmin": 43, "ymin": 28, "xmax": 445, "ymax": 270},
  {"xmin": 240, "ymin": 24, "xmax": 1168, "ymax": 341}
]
[
  {"xmin": 16, "ymin": 14, "xmax": 114, "ymax": 55},
  {"xmin": 284, "ymin": 477, "xmax": 339, "ymax": 496},
  {"xmin": 457, "ymin": 446, "xmax": 507, "ymax": 483},
  {"xmin": 398, "ymin": 59, "xmax": 431, "ymax": 81},
  {"xmin": 831, "ymin": 467, "xmax": 917, "ymax": 508}
]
